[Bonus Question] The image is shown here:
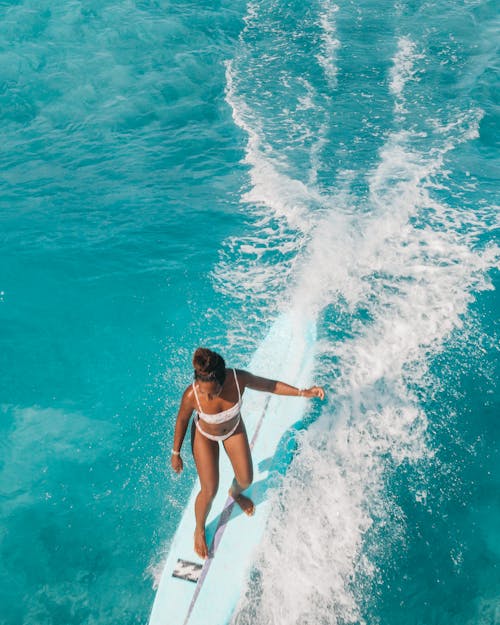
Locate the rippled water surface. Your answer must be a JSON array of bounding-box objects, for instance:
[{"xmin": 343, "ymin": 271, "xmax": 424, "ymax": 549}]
[{"xmin": 1, "ymin": 1, "xmax": 498, "ymax": 624}]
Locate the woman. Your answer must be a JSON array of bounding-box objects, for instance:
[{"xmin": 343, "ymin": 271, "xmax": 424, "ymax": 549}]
[{"xmin": 170, "ymin": 347, "xmax": 325, "ymax": 559}]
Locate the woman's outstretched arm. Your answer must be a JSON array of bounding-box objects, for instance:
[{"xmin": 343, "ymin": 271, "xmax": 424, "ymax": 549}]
[{"xmin": 239, "ymin": 370, "xmax": 325, "ymax": 400}]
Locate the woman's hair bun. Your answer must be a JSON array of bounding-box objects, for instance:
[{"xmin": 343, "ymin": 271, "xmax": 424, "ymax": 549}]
[{"xmin": 193, "ymin": 348, "xmax": 226, "ymax": 385}]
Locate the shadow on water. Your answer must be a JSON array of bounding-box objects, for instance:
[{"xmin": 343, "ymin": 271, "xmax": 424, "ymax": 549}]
[{"xmin": 205, "ymin": 416, "xmax": 312, "ymax": 540}]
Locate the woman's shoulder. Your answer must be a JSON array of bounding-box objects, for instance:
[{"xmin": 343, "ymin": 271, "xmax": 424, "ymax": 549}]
[
  {"xmin": 225, "ymin": 367, "xmax": 246, "ymax": 376},
  {"xmin": 233, "ymin": 368, "xmax": 250, "ymax": 384},
  {"xmin": 182, "ymin": 383, "xmax": 196, "ymax": 404}
]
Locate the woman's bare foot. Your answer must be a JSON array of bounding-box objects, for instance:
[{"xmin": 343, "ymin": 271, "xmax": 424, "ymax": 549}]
[
  {"xmin": 194, "ymin": 527, "xmax": 208, "ymax": 559},
  {"xmin": 229, "ymin": 489, "xmax": 255, "ymax": 516}
]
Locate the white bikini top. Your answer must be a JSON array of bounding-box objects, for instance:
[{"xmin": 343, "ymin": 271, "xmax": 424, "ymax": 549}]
[{"xmin": 192, "ymin": 368, "xmax": 242, "ymax": 425}]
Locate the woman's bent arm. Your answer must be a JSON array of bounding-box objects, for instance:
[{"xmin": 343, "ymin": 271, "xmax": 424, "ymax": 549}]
[{"xmin": 171, "ymin": 388, "xmax": 194, "ymax": 473}]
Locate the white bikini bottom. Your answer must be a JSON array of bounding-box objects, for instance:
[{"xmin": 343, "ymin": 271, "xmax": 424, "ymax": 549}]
[{"xmin": 194, "ymin": 413, "xmax": 241, "ymax": 442}]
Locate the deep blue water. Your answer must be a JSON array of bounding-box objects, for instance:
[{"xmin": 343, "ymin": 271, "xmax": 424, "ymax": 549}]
[{"xmin": 0, "ymin": 1, "xmax": 498, "ymax": 624}]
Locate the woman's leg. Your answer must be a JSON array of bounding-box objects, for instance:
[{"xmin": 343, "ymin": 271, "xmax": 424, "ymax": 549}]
[
  {"xmin": 191, "ymin": 421, "xmax": 219, "ymax": 558},
  {"xmin": 222, "ymin": 421, "xmax": 255, "ymax": 516}
]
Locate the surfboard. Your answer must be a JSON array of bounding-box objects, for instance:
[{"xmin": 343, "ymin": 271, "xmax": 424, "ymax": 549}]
[{"xmin": 148, "ymin": 313, "xmax": 317, "ymax": 625}]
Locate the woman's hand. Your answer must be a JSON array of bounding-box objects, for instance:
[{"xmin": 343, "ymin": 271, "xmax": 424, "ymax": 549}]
[
  {"xmin": 301, "ymin": 386, "xmax": 325, "ymax": 400},
  {"xmin": 171, "ymin": 453, "xmax": 183, "ymax": 474}
]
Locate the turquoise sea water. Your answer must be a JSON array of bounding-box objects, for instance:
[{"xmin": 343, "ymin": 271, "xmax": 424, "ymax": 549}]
[{"xmin": 0, "ymin": 1, "xmax": 498, "ymax": 624}]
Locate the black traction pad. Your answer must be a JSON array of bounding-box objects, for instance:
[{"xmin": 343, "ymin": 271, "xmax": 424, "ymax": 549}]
[{"xmin": 172, "ymin": 559, "xmax": 203, "ymax": 583}]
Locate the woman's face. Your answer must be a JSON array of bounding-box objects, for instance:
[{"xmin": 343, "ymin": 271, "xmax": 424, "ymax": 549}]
[{"xmin": 196, "ymin": 379, "xmax": 222, "ymax": 400}]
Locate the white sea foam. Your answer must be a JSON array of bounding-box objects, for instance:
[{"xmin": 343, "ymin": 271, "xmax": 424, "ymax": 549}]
[
  {"xmin": 226, "ymin": 108, "xmax": 498, "ymax": 623},
  {"xmin": 389, "ymin": 37, "xmax": 424, "ymax": 115},
  {"xmin": 224, "ymin": 60, "xmax": 324, "ymax": 229},
  {"xmin": 214, "ymin": 60, "xmax": 329, "ymax": 336},
  {"xmin": 316, "ymin": 1, "xmax": 341, "ymax": 90}
]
